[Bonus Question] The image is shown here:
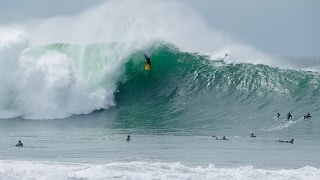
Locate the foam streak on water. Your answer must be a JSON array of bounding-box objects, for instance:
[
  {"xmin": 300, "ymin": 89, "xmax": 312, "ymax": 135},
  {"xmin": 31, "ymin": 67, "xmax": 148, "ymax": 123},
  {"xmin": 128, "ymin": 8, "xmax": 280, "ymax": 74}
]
[{"xmin": 0, "ymin": 161, "xmax": 319, "ymax": 180}]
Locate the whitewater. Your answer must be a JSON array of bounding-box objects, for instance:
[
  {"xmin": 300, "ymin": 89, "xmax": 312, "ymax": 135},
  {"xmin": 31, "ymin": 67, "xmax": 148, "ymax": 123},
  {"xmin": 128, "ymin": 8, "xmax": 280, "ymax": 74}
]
[{"xmin": 0, "ymin": 0, "xmax": 320, "ymax": 179}]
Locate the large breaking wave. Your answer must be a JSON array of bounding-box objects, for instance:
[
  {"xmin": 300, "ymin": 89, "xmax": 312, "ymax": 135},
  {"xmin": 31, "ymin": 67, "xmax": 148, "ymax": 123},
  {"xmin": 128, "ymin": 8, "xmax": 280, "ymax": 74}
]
[
  {"xmin": 0, "ymin": 0, "xmax": 319, "ymax": 119},
  {"xmin": 1, "ymin": 38, "xmax": 319, "ymax": 120}
]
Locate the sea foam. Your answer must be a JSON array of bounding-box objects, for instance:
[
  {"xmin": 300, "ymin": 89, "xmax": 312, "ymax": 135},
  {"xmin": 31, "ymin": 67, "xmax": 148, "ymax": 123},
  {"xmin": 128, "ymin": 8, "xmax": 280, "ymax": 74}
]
[{"xmin": 0, "ymin": 161, "xmax": 319, "ymax": 180}]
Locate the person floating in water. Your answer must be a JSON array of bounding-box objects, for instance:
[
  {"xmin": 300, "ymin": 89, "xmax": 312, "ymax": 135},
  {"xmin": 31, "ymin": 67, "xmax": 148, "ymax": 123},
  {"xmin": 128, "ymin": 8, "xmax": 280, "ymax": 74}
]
[
  {"xmin": 278, "ymin": 138, "xmax": 294, "ymax": 144},
  {"xmin": 212, "ymin": 135, "xmax": 228, "ymax": 140},
  {"xmin": 250, "ymin": 133, "xmax": 256, "ymax": 138},
  {"xmin": 15, "ymin": 140, "xmax": 23, "ymax": 147},
  {"xmin": 304, "ymin": 113, "xmax": 312, "ymax": 119},
  {"xmin": 212, "ymin": 135, "xmax": 218, "ymax": 140},
  {"xmin": 277, "ymin": 113, "xmax": 280, "ymax": 118},
  {"xmin": 287, "ymin": 112, "xmax": 293, "ymax": 120},
  {"xmin": 127, "ymin": 135, "xmax": 131, "ymax": 142}
]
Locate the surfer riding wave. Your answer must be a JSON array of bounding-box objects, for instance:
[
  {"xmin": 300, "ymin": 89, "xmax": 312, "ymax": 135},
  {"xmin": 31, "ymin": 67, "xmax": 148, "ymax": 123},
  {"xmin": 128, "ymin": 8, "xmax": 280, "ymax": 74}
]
[{"xmin": 144, "ymin": 53, "xmax": 151, "ymax": 70}]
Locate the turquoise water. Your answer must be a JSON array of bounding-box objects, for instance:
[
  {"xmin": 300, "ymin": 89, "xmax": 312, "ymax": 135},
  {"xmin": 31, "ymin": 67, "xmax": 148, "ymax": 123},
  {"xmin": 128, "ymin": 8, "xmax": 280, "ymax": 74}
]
[
  {"xmin": 0, "ymin": 113, "xmax": 319, "ymax": 169},
  {"xmin": 0, "ymin": 42, "xmax": 320, "ymax": 179}
]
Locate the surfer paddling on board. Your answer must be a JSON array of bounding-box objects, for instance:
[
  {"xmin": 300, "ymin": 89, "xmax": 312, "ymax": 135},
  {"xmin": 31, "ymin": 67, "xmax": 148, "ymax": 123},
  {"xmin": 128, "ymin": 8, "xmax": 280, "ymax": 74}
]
[
  {"xmin": 144, "ymin": 53, "xmax": 151, "ymax": 70},
  {"xmin": 212, "ymin": 135, "xmax": 228, "ymax": 140},
  {"xmin": 304, "ymin": 113, "xmax": 312, "ymax": 119},
  {"xmin": 278, "ymin": 138, "xmax": 294, "ymax": 144}
]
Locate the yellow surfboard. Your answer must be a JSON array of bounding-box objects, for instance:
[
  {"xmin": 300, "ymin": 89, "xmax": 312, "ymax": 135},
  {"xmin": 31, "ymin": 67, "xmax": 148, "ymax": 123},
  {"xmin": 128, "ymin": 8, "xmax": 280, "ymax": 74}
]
[{"xmin": 144, "ymin": 62, "xmax": 151, "ymax": 71}]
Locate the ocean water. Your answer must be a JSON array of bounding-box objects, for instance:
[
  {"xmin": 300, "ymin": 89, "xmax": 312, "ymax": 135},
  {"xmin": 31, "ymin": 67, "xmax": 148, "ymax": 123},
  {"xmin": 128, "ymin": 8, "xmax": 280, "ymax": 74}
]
[{"xmin": 1, "ymin": 0, "xmax": 320, "ymax": 179}]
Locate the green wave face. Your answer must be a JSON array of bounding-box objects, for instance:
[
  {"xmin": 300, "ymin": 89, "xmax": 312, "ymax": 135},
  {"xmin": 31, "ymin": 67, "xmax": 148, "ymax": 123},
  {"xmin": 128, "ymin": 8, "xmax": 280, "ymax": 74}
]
[
  {"xmin": 2, "ymin": 42, "xmax": 320, "ymax": 130},
  {"xmin": 110, "ymin": 44, "xmax": 320, "ymax": 133}
]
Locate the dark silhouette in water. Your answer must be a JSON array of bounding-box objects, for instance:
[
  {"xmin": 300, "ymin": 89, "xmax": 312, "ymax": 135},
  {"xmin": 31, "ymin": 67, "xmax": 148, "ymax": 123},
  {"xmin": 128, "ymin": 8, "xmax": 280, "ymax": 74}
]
[
  {"xmin": 127, "ymin": 135, "xmax": 131, "ymax": 142},
  {"xmin": 304, "ymin": 113, "xmax": 312, "ymax": 119},
  {"xmin": 212, "ymin": 135, "xmax": 218, "ymax": 140},
  {"xmin": 277, "ymin": 113, "xmax": 280, "ymax": 118},
  {"xmin": 144, "ymin": 54, "xmax": 151, "ymax": 66},
  {"xmin": 212, "ymin": 135, "xmax": 228, "ymax": 140},
  {"xmin": 287, "ymin": 112, "xmax": 292, "ymax": 120},
  {"xmin": 278, "ymin": 138, "xmax": 294, "ymax": 144},
  {"xmin": 250, "ymin": 133, "xmax": 256, "ymax": 138},
  {"xmin": 15, "ymin": 140, "xmax": 23, "ymax": 147}
]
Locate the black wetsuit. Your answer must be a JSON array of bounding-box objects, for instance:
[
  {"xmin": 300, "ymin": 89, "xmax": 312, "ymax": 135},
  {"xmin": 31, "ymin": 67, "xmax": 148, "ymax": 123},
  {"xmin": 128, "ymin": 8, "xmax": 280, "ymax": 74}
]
[
  {"xmin": 212, "ymin": 136, "xmax": 228, "ymax": 140},
  {"xmin": 279, "ymin": 139, "xmax": 294, "ymax": 144},
  {"xmin": 16, "ymin": 141, "xmax": 23, "ymax": 147},
  {"xmin": 304, "ymin": 114, "xmax": 312, "ymax": 119},
  {"xmin": 144, "ymin": 54, "xmax": 151, "ymax": 66}
]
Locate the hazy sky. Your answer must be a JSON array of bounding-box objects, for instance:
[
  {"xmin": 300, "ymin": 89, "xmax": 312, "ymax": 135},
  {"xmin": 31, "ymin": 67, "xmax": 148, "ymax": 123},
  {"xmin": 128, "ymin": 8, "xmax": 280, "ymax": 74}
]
[
  {"xmin": 0, "ymin": 0, "xmax": 319, "ymax": 56},
  {"xmin": 189, "ymin": 0, "xmax": 320, "ymax": 57}
]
